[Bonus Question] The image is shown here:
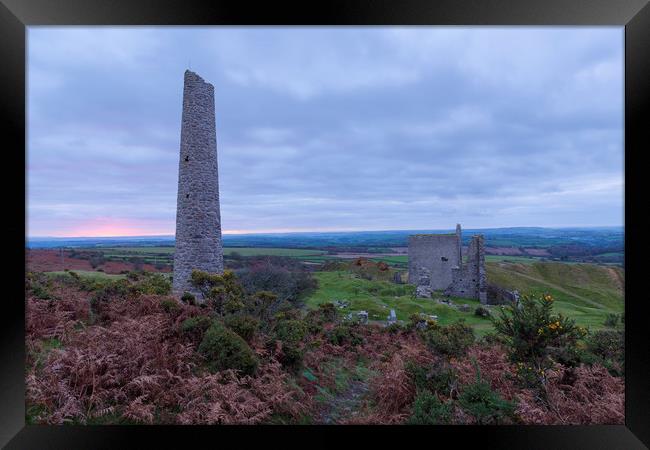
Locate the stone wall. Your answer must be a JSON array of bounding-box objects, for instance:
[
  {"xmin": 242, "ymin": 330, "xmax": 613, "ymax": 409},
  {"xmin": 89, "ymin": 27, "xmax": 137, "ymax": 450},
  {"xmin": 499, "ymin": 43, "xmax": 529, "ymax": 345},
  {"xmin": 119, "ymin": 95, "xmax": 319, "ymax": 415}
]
[
  {"xmin": 408, "ymin": 233, "xmax": 461, "ymax": 290},
  {"xmin": 444, "ymin": 234, "xmax": 487, "ymax": 303},
  {"xmin": 486, "ymin": 283, "xmax": 519, "ymax": 305},
  {"xmin": 172, "ymin": 70, "xmax": 224, "ymax": 295}
]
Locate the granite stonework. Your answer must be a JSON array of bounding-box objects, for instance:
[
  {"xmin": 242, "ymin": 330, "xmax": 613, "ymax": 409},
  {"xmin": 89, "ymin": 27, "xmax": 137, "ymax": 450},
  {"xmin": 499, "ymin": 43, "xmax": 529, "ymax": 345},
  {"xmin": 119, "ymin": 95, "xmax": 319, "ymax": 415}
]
[
  {"xmin": 445, "ymin": 234, "xmax": 488, "ymax": 303},
  {"xmin": 408, "ymin": 224, "xmax": 489, "ymax": 303},
  {"xmin": 407, "ymin": 230, "xmax": 461, "ymax": 290},
  {"xmin": 172, "ymin": 70, "xmax": 224, "ymax": 296}
]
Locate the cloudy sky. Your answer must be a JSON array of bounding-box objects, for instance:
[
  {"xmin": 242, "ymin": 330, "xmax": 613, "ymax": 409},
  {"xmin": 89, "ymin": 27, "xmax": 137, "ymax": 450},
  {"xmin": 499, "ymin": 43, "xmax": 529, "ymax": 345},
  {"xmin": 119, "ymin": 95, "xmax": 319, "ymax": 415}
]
[{"xmin": 27, "ymin": 27, "xmax": 624, "ymax": 237}]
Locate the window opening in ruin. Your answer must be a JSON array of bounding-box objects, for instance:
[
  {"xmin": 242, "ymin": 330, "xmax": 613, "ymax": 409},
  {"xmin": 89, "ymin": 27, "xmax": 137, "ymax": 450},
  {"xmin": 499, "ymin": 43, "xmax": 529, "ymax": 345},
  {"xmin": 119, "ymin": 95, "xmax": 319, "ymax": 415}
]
[
  {"xmin": 441, "ymin": 257, "xmax": 448, "ymax": 262},
  {"xmin": 186, "ymin": 194, "xmax": 189, "ymax": 199},
  {"xmin": 185, "ymin": 155, "xmax": 189, "ymax": 162}
]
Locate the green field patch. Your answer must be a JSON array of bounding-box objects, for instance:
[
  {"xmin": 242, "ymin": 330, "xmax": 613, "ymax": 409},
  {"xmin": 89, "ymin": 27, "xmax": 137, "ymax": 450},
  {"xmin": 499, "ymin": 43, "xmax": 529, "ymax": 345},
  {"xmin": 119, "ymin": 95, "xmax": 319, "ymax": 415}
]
[
  {"xmin": 99, "ymin": 246, "xmax": 175, "ymax": 254},
  {"xmin": 304, "ymin": 272, "xmax": 495, "ymax": 336},
  {"xmin": 44, "ymin": 270, "xmax": 126, "ymax": 280}
]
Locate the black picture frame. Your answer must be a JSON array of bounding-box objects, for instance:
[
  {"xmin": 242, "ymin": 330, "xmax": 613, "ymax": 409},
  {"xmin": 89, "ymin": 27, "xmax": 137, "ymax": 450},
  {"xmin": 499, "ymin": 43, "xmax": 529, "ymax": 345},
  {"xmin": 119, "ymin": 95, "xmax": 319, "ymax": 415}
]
[{"xmin": 2, "ymin": 0, "xmax": 648, "ymax": 448}]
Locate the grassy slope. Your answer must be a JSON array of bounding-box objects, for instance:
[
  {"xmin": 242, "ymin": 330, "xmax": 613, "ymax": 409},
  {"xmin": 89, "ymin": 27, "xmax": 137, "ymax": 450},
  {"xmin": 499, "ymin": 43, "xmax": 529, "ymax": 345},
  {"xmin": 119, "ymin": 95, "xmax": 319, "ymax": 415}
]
[
  {"xmin": 304, "ymin": 271, "xmax": 494, "ymax": 336},
  {"xmin": 305, "ymin": 261, "xmax": 624, "ymax": 334},
  {"xmin": 486, "ymin": 262, "xmax": 623, "ymax": 329}
]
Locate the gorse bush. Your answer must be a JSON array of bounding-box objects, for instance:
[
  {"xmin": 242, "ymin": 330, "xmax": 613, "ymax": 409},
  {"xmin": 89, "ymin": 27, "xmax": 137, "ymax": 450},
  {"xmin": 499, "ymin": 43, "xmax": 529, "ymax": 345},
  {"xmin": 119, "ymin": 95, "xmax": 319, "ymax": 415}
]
[
  {"xmin": 457, "ymin": 362, "xmax": 515, "ymax": 425},
  {"xmin": 407, "ymin": 390, "xmax": 452, "ymax": 425},
  {"xmin": 134, "ymin": 273, "xmax": 172, "ymax": 295},
  {"xmin": 405, "ymin": 359, "xmax": 457, "ymax": 397},
  {"xmin": 317, "ymin": 302, "xmax": 337, "ymax": 322},
  {"xmin": 583, "ymin": 329, "xmax": 624, "ymax": 376},
  {"xmin": 180, "ymin": 292, "xmax": 196, "ymax": 305},
  {"xmin": 160, "ymin": 298, "xmax": 181, "ymax": 314},
  {"xmin": 198, "ymin": 321, "xmax": 258, "ymax": 376},
  {"xmin": 180, "ymin": 315, "xmax": 213, "ymax": 342},
  {"xmin": 420, "ymin": 320, "xmax": 475, "ymax": 357},
  {"xmin": 26, "ymin": 272, "xmax": 55, "ymax": 300},
  {"xmin": 304, "ymin": 302, "xmax": 338, "ymax": 334},
  {"xmin": 326, "ymin": 324, "xmax": 363, "ymax": 347},
  {"xmin": 224, "ymin": 315, "xmax": 260, "ymax": 342},
  {"xmin": 273, "ymin": 319, "xmax": 309, "ymax": 370},
  {"xmin": 190, "ymin": 270, "xmax": 245, "ymax": 316},
  {"xmin": 245, "ymin": 291, "xmax": 278, "ymax": 324},
  {"xmin": 491, "ymin": 293, "xmax": 585, "ymax": 368}
]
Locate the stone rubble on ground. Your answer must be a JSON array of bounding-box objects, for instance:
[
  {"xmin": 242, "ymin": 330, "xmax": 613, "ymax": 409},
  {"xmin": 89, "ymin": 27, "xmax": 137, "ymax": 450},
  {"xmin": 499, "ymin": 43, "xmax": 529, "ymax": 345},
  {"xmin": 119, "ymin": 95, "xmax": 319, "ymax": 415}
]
[
  {"xmin": 357, "ymin": 311, "xmax": 368, "ymax": 324},
  {"xmin": 387, "ymin": 309, "xmax": 397, "ymax": 325}
]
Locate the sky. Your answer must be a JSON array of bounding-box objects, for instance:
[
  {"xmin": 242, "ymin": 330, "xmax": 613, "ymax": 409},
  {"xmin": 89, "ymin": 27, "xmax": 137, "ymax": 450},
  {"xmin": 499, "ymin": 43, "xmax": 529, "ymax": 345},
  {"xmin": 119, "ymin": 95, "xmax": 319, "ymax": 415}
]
[{"xmin": 27, "ymin": 27, "xmax": 624, "ymax": 237}]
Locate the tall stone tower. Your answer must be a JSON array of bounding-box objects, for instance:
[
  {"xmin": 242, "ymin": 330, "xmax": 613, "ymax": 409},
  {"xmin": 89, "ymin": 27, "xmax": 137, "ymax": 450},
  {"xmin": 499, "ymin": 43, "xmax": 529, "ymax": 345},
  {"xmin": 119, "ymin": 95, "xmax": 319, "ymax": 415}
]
[
  {"xmin": 173, "ymin": 70, "xmax": 224, "ymax": 295},
  {"xmin": 455, "ymin": 223, "xmax": 462, "ymax": 266}
]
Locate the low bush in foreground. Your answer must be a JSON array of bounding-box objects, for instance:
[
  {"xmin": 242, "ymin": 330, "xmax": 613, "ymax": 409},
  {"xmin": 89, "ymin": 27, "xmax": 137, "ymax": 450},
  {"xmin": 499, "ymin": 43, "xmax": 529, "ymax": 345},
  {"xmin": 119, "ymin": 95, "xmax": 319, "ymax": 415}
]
[
  {"xmin": 407, "ymin": 390, "xmax": 451, "ymax": 425},
  {"xmin": 420, "ymin": 320, "xmax": 475, "ymax": 357},
  {"xmin": 457, "ymin": 364, "xmax": 515, "ymax": 425},
  {"xmin": 224, "ymin": 314, "xmax": 260, "ymax": 342},
  {"xmin": 198, "ymin": 322, "xmax": 258, "ymax": 376},
  {"xmin": 491, "ymin": 294, "xmax": 585, "ymax": 371}
]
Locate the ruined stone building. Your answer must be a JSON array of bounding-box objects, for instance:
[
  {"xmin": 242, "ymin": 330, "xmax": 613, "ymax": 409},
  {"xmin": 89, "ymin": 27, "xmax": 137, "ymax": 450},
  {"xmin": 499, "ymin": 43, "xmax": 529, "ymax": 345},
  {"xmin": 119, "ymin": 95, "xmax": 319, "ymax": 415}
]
[
  {"xmin": 408, "ymin": 224, "xmax": 487, "ymax": 303},
  {"xmin": 173, "ymin": 70, "xmax": 224, "ymax": 295}
]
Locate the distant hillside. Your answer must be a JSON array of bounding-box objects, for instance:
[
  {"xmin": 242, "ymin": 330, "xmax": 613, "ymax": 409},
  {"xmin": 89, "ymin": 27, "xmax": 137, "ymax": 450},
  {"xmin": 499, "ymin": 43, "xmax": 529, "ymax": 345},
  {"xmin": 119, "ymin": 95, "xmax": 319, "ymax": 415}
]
[
  {"xmin": 487, "ymin": 261, "xmax": 624, "ymax": 328},
  {"xmin": 27, "ymin": 226, "xmax": 623, "ymax": 251}
]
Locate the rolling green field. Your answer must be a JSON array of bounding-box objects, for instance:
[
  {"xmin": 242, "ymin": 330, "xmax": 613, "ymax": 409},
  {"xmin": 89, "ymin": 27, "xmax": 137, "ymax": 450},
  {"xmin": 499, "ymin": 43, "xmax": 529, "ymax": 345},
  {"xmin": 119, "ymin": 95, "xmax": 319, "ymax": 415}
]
[
  {"xmin": 44, "ymin": 270, "xmax": 127, "ymax": 280},
  {"xmin": 100, "ymin": 246, "xmax": 327, "ymax": 257}
]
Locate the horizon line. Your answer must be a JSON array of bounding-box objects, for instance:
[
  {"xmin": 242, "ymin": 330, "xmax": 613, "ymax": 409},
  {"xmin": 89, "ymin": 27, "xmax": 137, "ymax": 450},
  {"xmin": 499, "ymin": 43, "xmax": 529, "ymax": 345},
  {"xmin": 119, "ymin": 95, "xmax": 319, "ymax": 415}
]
[{"xmin": 27, "ymin": 224, "xmax": 624, "ymax": 240}]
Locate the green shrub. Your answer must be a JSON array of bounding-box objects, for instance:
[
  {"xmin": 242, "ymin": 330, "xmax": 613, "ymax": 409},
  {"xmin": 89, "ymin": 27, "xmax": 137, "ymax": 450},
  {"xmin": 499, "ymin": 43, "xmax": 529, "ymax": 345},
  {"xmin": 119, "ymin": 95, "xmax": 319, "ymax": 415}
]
[
  {"xmin": 135, "ymin": 273, "xmax": 171, "ymax": 295},
  {"xmin": 126, "ymin": 271, "xmax": 141, "ymax": 281},
  {"xmin": 224, "ymin": 315, "xmax": 260, "ymax": 342},
  {"xmin": 421, "ymin": 320, "xmax": 474, "ymax": 357},
  {"xmin": 481, "ymin": 332, "xmax": 505, "ymax": 346},
  {"xmin": 190, "ymin": 270, "xmax": 245, "ymax": 316},
  {"xmin": 273, "ymin": 318, "xmax": 308, "ymax": 370},
  {"xmin": 604, "ymin": 313, "xmax": 619, "ymax": 328},
  {"xmin": 245, "ymin": 291, "xmax": 278, "ymax": 323},
  {"xmin": 317, "ymin": 302, "xmax": 338, "ymax": 322},
  {"xmin": 31, "ymin": 283, "xmax": 53, "ymax": 300},
  {"xmin": 384, "ymin": 322, "xmax": 404, "ymax": 334},
  {"xmin": 458, "ymin": 363, "xmax": 515, "ymax": 425},
  {"xmin": 474, "ymin": 306, "xmax": 491, "ymax": 318},
  {"xmin": 326, "ymin": 324, "xmax": 363, "ymax": 346},
  {"xmin": 160, "ymin": 298, "xmax": 180, "ymax": 313},
  {"xmin": 88, "ymin": 279, "xmax": 131, "ymax": 320},
  {"xmin": 198, "ymin": 322, "xmax": 258, "ymax": 375},
  {"xmin": 491, "ymin": 293, "xmax": 585, "ymax": 369},
  {"xmin": 407, "ymin": 313, "xmax": 437, "ymax": 331},
  {"xmin": 405, "ymin": 360, "xmax": 457, "ymax": 396},
  {"xmin": 407, "ymin": 390, "xmax": 452, "ymax": 425},
  {"xmin": 274, "ymin": 319, "xmax": 308, "ymax": 344},
  {"xmin": 181, "ymin": 292, "xmax": 196, "ymax": 305},
  {"xmin": 180, "ymin": 315, "xmax": 212, "ymax": 340},
  {"xmin": 584, "ymin": 329, "xmax": 624, "ymax": 376}
]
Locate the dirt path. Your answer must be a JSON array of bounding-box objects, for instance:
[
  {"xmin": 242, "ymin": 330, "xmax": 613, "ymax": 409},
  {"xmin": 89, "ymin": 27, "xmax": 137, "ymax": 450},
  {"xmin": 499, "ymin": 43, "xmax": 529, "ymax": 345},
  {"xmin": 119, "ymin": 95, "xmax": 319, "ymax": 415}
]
[
  {"xmin": 317, "ymin": 380, "xmax": 369, "ymax": 424},
  {"xmin": 509, "ymin": 271, "xmax": 616, "ymax": 312}
]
